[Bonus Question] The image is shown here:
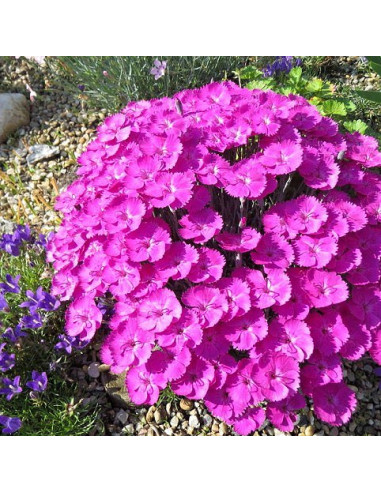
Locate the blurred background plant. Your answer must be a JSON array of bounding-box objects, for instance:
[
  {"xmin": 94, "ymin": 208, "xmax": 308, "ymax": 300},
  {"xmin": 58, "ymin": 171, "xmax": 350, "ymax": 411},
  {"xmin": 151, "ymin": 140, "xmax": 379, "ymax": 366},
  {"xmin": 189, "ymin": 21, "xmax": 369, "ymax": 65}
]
[
  {"xmin": 48, "ymin": 56, "xmax": 249, "ymax": 112},
  {"xmin": 356, "ymin": 56, "xmax": 381, "ymax": 104}
]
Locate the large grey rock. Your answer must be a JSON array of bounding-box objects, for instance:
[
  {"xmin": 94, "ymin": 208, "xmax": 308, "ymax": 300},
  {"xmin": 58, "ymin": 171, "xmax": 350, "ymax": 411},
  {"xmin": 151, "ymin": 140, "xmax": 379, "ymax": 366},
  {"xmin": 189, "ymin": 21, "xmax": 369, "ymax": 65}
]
[
  {"xmin": 0, "ymin": 93, "xmax": 30, "ymax": 143},
  {"xmin": 26, "ymin": 144, "xmax": 60, "ymax": 165}
]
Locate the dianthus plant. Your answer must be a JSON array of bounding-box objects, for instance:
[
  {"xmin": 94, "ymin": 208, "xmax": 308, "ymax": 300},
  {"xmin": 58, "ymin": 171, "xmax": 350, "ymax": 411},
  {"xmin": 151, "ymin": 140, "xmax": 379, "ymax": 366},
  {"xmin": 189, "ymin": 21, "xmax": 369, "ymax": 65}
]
[{"xmin": 48, "ymin": 81, "xmax": 381, "ymax": 435}]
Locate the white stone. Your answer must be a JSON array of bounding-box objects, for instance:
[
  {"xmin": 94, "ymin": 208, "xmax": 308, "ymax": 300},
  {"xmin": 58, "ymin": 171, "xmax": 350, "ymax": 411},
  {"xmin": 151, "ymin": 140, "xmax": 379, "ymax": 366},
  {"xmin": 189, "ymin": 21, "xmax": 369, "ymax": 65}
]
[
  {"xmin": 189, "ymin": 415, "xmax": 200, "ymax": 429},
  {"xmin": 202, "ymin": 414, "xmax": 213, "ymax": 427},
  {"xmin": 0, "ymin": 93, "xmax": 30, "ymax": 143},
  {"xmin": 26, "ymin": 144, "xmax": 60, "ymax": 165}
]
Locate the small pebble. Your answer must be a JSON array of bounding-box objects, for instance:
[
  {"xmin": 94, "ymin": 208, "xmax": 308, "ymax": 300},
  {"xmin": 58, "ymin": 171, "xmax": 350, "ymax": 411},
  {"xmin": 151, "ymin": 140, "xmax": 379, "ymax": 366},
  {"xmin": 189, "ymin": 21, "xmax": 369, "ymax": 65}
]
[
  {"xmin": 305, "ymin": 426, "xmax": 315, "ymax": 436},
  {"xmin": 116, "ymin": 409, "xmax": 129, "ymax": 426},
  {"xmin": 219, "ymin": 422, "xmax": 228, "ymax": 436},
  {"xmin": 202, "ymin": 414, "xmax": 213, "ymax": 427},
  {"xmin": 180, "ymin": 398, "xmax": 194, "ymax": 411},
  {"xmin": 146, "ymin": 406, "xmax": 156, "ymax": 423},
  {"xmin": 212, "ymin": 423, "xmax": 219, "ymax": 433},
  {"xmin": 189, "ymin": 415, "xmax": 200, "ymax": 429},
  {"xmin": 122, "ymin": 424, "xmax": 135, "ymax": 435},
  {"xmin": 87, "ymin": 363, "xmax": 100, "ymax": 378},
  {"xmin": 154, "ymin": 407, "xmax": 167, "ymax": 425}
]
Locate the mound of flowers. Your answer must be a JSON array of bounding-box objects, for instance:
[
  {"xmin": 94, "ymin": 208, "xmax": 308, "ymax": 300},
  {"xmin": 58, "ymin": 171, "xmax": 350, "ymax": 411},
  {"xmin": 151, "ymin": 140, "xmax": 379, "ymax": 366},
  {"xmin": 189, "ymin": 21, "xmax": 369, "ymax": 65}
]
[{"xmin": 47, "ymin": 81, "xmax": 381, "ymax": 435}]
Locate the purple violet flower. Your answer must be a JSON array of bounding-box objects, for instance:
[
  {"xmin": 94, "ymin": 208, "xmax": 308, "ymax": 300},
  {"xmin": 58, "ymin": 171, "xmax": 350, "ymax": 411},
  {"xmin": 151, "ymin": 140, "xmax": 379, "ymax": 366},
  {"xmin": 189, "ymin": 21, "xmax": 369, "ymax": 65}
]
[
  {"xmin": 19, "ymin": 289, "xmax": 42, "ymax": 313},
  {"xmin": 0, "ymin": 415, "xmax": 22, "ymax": 434},
  {"xmin": 263, "ymin": 56, "xmax": 302, "ymax": 77},
  {"xmin": 0, "ymin": 234, "xmax": 21, "ymax": 256},
  {"xmin": 19, "ymin": 287, "xmax": 60, "ymax": 313},
  {"xmin": 2, "ymin": 324, "xmax": 28, "ymax": 343},
  {"xmin": 0, "ymin": 344, "xmax": 15, "ymax": 372},
  {"xmin": 26, "ymin": 371, "xmax": 48, "ymax": 392},
  {"xmin": 14, "ymin": 225, "xmax": 32, "ymax": 242},
  {"xmin": 0, "ymin": 375, "xmax": 22, "ymax": 401},
  {"xmin": 0, "ymin": 274, "xmax": 21, "ymax": 294},
  {"xmin": 0, "ymin": 293, "xmax": 8, "ymax": 311},
  {"xmin": 38, "ymin": 290, "xmax": 60, "ymax": 311},
  {"xmin": 21, "ymin": 312, "xmax": 43, "ymax": 330},
  {"xmin": 54, "ymin": 334, "xmax": 74, "ymax": 354},
  {"xmin": 54, "ymin": 334, "xmax": 89, "ymax": 354},
  {"xmin": 35, "ymin": 233, "xmax": 48, "ymax": 248},
  {"xmin": 0, "ymin": 224, "xmax": 35, "ymax": 256},
  {"xmin": 150, "ymin": 59, "xmax": 167, "ymax": 80}
]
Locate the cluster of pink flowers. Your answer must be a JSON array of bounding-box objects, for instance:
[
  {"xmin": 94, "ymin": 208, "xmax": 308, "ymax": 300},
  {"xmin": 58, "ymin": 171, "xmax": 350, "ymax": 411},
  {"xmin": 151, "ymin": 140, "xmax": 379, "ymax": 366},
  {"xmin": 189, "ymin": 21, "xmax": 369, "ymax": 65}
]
[{"xmin": 48, "ymin": 81, "xmax": 381, "ymax": 435}]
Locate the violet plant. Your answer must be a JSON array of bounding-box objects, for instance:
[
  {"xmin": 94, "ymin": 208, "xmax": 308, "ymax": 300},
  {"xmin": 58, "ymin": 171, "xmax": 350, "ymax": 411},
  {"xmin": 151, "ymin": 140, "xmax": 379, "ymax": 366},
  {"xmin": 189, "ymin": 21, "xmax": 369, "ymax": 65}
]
[
  {"xmin": 49, "ymin": 81, "xmax": 381, "ymax": 435},
  {"xmin": 263, "ymin": 56, "xmax": 302, "ymax": 77},
  {"xmin": 0, "ymin": 225, "xmax": 98, "ymax": 435}
]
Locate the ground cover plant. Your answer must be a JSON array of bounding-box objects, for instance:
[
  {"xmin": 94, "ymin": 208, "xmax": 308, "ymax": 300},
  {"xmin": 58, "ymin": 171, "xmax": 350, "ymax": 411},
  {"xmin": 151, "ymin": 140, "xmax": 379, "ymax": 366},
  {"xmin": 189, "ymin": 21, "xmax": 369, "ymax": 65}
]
[
  {"xmin": 0, "ymin": 226, "xmax": 100, "ymax": 435},
  {"xmin": 47, "ymin": 78, "xmax": 381, "ymax": 435},
  {"xmin": 235, "ymin": 57, "xmax": 375, "ymax": 138}
]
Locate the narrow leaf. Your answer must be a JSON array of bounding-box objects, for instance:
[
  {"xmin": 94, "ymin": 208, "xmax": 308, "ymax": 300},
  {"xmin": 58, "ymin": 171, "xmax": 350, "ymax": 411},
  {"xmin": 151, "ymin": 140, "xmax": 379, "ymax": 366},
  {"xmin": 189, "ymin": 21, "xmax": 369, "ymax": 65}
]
[{"xmin": 356, "ymin": 90, "xmax": 381, "ymax": 104}]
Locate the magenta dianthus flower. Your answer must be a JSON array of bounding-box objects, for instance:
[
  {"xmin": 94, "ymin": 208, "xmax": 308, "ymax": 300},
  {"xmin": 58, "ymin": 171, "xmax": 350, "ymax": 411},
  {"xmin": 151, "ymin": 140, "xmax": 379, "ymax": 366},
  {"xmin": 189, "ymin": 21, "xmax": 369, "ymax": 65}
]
[
  {"xmin": 312, "ymin": 382, "xmax": 356, "ymax": 426},
  {"xmin": 65, "ymin": 296, "xmax": 102, "ymax": 340},
  {"xmin": 187, "ymin": 247, "xmax": 225, "ymax": 284},
  {"xmin": 266, "ymin": 392, "xmax": 306, "ymax": 432},
  {"xmin": 171, "ymin": 355, "xmax": 215, "ymax": 400},
  {"xmin": 223, "ymin": 308, "xmax": 268, "ymax": 351},
  {"xmin": 182, "ymin": 286, "xmax": 227, "ymax": 328},
  {"xmin": 179, "ymin": 208, "xmax": 223, "ymax": 244},
  {"xmin": 138, "ymin": 288, "xmax": 182, "ymax": 333},
  {"xmin": 102, "ymin": 317, "xmax": 155, "ymax": 372},
  {"xmin": 251, "ymin": 233, "xmax": 294, "ymax": 270},
  {"xmin": 256, "ymin": 353, "xmax": 300, "ymax": 402},
  {"xmin": 302, "ymin": 269, "xmax": 349, "ymax": 308},
  {"xmin": 126, "ymin": 366, "xmax": 167, "ymax": 405}
]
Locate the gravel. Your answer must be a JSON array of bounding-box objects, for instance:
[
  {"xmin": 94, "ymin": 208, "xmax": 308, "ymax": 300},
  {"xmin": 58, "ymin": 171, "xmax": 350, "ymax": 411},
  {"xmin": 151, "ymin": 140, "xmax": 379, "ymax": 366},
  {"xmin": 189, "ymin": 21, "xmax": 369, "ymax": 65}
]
[{"xmin": 0, "ymin": 57, "xmax": 103, "ymax": 234}]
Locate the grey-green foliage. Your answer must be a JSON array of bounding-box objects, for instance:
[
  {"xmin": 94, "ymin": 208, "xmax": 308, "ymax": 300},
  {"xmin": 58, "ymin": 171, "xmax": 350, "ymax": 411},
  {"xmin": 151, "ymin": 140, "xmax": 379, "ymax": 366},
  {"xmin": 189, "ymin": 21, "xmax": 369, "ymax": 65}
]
[{"xmin": 50, "ymin": 56, "xmax": 249, "ymax": 112}]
